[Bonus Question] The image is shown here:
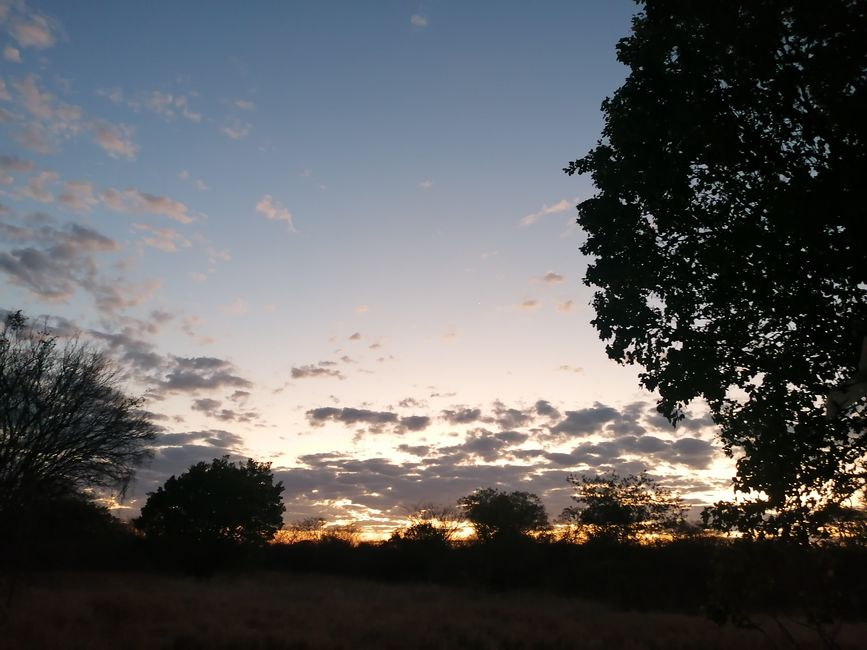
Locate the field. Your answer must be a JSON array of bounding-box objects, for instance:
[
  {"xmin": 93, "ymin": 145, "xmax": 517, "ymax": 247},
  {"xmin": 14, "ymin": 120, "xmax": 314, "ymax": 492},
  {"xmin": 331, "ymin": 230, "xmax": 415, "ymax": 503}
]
[{"xmin": 2, "ymin": 572, "xmax": 866, "ymax": 649}]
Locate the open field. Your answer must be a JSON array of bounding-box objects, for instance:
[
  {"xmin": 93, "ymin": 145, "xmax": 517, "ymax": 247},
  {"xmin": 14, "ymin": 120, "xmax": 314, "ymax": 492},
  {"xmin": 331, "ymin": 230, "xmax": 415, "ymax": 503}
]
[{"xmin": 1, "ymin": 572, "xmax": 866, "ymax": 649}]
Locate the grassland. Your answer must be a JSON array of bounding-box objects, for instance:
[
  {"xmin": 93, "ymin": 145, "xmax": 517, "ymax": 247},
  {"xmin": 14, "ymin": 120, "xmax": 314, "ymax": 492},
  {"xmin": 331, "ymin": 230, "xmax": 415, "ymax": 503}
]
[{"xmin": 2, "ymin": 572, "xmax": 866, "ymax": 649}]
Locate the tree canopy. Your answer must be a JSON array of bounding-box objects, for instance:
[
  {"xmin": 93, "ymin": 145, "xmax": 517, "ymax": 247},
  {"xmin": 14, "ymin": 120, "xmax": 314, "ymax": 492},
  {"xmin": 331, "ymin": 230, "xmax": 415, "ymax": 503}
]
[
  {"xmin": 566, "ymin": 1, "xmax": 867, "ymax": 541},
  {"xmin": 0, "ymin": 311, "xmax": 156, "ymax": 528},
  {"xmin": 134, "ymin": 456, "xmax": 285, "ymax": 546},
  {"xmin": 560, "ymin": 472, "xmax": 686, "ymax": 543},
  {"xmin": 458, "ymin": 488, "xmax": 549, "ymax": 542}
]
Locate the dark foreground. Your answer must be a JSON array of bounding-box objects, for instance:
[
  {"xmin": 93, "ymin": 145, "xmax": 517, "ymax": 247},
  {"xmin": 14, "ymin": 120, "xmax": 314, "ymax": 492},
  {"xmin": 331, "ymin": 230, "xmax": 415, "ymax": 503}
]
[{"xmin": 2, "ymin": 572, "xmax": 866, "ymax": 650}]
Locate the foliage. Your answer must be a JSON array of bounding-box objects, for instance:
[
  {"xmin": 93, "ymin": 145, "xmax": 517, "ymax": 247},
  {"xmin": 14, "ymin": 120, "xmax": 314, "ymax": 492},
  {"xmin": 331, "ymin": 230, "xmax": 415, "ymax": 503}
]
[
  {"xmin": 560, "ymin": 472, "xmax": 686, "ymax": 543},
  {"xmin": 279, "ymin": 517, "xmax": 327, "ymax": 543},
  {"xmin": 0, "ymin": 310, "xmax": 157, "ymax": 528},
  {"xmin": 134, "ymin": 456, "xmax": 284, "ymax": 546},
  {"xmin": 458, "ymin": 488, "xmax": 549, "ymax": 542},
  {"xmin": 565, "ymin": 0, "xmax": 867, "ymax": 541}
]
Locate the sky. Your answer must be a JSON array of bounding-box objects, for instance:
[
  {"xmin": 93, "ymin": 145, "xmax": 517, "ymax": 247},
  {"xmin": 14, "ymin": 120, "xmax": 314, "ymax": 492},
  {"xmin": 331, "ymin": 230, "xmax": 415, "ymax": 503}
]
[{"xmin": 0, "ymin": 0, "xmax": 737, "ymax": 536}]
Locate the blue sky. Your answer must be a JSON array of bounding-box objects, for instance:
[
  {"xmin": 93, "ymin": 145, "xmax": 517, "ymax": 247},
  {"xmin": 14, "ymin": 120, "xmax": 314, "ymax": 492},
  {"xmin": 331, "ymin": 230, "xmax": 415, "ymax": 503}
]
[{"xmin": 0, "ymin": 0, "xmax": 735, "ymax": 535}]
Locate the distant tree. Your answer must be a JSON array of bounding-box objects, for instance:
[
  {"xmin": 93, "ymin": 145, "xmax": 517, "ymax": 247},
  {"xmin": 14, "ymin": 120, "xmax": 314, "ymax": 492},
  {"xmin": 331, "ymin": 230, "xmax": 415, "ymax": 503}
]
[
  {"xmin": 134, "ymin": 457, "xmax": 284, "ymax": 546},
  {"xmin": 565, "ymin": 1, "xmax": 867, "ymax": 541},
  {"xmin": 458, "ymin": 488, "xmax": 549, "ymax": 542},
  {"xmin": 560, "ymin": 472, "xmax": 686, "ymax": 544},
  {"xmin": 390, "ymin": 503, "xmax": 465, "ymax": 545},
  {"xmin": 0, "ymin": 310, "xmax": 157, "ymax": 530},
  {"xmin": 279, "ymin": 517, "xmax": 327, "ymax": 543}
]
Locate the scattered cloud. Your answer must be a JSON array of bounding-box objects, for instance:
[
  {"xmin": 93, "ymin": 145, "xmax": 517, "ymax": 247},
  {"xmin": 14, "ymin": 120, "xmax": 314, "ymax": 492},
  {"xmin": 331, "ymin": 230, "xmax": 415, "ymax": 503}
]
[
  {"xmin": 101, "ymin": 187, "xmax": 194, "ymax": 223},
  {"xmin": 418, "ymin": 179, "xmax": 433, "ymax": 189},
  {"xmin": 58, "ymin": 180, "xmax": 97, "ymax": 212},
  {"xmin": 220, "ymin": 298, "xmax": 249, "ymax": 316},
  {"xmin": 291, "ymin": 364, "xmax": 346, "ymax": 380},
  {"xmin": 91, "ymin": 120, "xmax": 138, "ymax": 159},
  {"xmin": 235, "ymin": 99, "xmax": 254, "ymax": 110},
  {"xmin": 133, "ymin": 223, "xmax": 191, "ymax": 253},
  {"xmin": 348, "ymin": 332, "xmax": 361, "ymax": 341},
  {"xmin": 9, "ymin": 11, "xmax": 59, "ymax": 49},
  {"xmin": 4, "ymin": 45, "xmax": 21, "ymax": 62},
  {"xmin": 221, "ymin": 118, "xmax": 252, "ymax": 140},
  {"xmin": 519, "ymin": 299, "xmax": 540, "ymax": 311},
  {"xmin": 255, "ymin": 195, "xmax": 294, "ymax": 231},
  {"xmin": 410, "ymin": 14, "xmax": 428, "ymax": 28},
  {"xmin": 156, "ymin": 355, "xmax": 253, "ymax": 395},
  {"xmin": 519, "ymin": 199, "xmax": 573, "ymax": 226},
  {"xmin": 557, "ymin": 300, "xmax": 575, "ymax": 313},
  {"xmin": 558, "ymin": 364, "xmax": 583, "ymax": 374},
  {"xmin": 541, "ymin": 271, "xmax": 564, "ymax": 284}
]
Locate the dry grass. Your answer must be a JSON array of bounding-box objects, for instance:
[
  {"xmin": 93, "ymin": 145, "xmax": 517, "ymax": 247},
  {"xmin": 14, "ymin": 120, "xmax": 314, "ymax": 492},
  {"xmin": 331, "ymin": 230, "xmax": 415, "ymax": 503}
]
[{"xmin": 1, "ymin": 572, "xmax": 865, "ymax": 649}]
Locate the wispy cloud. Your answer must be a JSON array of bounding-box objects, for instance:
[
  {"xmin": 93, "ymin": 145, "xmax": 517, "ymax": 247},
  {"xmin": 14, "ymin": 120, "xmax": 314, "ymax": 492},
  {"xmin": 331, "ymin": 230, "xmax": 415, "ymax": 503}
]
[
  {"xmin": 221, "ymin": 118, "xmax": 252, "ymax": 140},
  {"xmin": 133, "ymin": 223, "xmax": 192, "ymax": 252},
  {"xmin": 101, "ymin": 187, "xmax": 195, "ymax": 223},
  {"xmin": 255, "ymin": 195, "xmax": 294, "ymax": 231},
  {"xmin": 519, "ymin": 199, "xmax": 573, "ymax": 226},
  {"xmin": 9, "ymin": 10, "xmax": 59, "ymax": 49},
  {"xmin": 418, "ymin": 179, "xmax": 433, "ymax": 189},
  {"xmin": 410, "ymin": 14, "xmax": 428, "ymax": 28}
]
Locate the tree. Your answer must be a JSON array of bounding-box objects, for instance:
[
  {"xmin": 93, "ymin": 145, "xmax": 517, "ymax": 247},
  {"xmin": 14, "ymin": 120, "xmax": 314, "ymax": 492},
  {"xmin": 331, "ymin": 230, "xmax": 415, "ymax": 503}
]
[
  {"xmin": 390, "ymin": 503, "xmax": 466, "ymax": 545},
  {"xmin": 565, "ymin": 1, "xmax": 867, "ymax": 541},
  {"xmin": 134, "ymin": 456, "xmax": 284, "ymax": 546},
  {"xmin": 560, "ymin": 472, "xmax": 686, "ymax": 544},
  {"xmin": 458, "ymin": 488, "xmax": 549, "ymax": 542},
  {"xmin": 0, "ymin": 311, "xmax": 157, "ymax": 529}
]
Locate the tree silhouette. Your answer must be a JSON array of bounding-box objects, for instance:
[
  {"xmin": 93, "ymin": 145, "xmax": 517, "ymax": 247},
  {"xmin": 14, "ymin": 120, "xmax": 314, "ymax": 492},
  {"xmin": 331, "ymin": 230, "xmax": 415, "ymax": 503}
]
[
  {"xmin": 134, "ymin": 456, "xmax": 284, "ymax": 546},
  {"xmin": 565, "ymin": 1, "xmax": 867, "ymax": 541},
  {"xmin": 560, "ymin": 472, "xmax": 686, "ymax": 544},
  {"xmin": 458, "ymin": 488, "xmax": 549, "ymax": 542},
  {"xmin": 0, "ymin": 311, "xmax": 156, "ymax": 530}
]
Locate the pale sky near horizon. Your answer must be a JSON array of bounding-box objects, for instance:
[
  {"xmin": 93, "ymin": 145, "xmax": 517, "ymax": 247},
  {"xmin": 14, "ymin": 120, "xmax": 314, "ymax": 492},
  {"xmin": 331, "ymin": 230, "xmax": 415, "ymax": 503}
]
[{"xmin": 0, "ymin": 0, "xmax": 736, "ymax": 536}]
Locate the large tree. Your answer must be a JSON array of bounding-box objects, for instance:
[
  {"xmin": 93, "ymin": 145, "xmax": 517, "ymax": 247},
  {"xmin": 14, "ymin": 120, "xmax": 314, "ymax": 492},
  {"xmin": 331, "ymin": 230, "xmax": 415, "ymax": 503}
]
[
  {"xmin": 560, "ymin": 472, "xmax": 686, "ymax": 544},
  {"xmin": 458, "ymin": 488, "xmax": 549, "ymax": 542},
  {"xmin": 0, "ymin": 311, "xmax": 157, "ymax": 528},
  {"xmin": 134, "ymin": 457, "xmax": 285, "ymax": 546},
  {"xmin": 565, "ymin": 1, "xmax": 866, "ymax": 541}
]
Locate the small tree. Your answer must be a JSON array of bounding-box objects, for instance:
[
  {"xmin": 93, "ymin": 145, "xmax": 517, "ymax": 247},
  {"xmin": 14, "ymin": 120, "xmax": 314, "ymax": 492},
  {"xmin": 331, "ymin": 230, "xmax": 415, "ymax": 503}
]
[
  {"xmin": 0, "ymin": 311, "xmax": 157, "ymax": 529},
  {"xmin": 458, "ymin": 488, "xmax": 549, "ymax": 542},
  {"xmin": 134, "ymin": 456, "xmax": 284, "ymax": 546},
  {"xmin": 560, "ymin": 472, "xmax": 686, "ymax": 544}
]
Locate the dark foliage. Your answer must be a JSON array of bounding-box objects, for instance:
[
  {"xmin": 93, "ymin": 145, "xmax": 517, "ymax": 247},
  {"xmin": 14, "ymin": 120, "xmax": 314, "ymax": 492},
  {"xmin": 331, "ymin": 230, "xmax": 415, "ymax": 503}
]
[
  {"xmin": 0, "ymin": 311, "xmax": 157, "ymax": 531},
  {"xmin": 561, "ymin": 472, "xmax": 687, "ymax": 543},
  {"xmin": 458, "ymin": 488, "xmax": 549, "ymax": 542},
  {"xmin": 565, "ymin": 0, "xmax": 867, "ymax": 541},
  {"xmin": 134, "ymin": 456, "xmax": 284, "ymax": 547}
]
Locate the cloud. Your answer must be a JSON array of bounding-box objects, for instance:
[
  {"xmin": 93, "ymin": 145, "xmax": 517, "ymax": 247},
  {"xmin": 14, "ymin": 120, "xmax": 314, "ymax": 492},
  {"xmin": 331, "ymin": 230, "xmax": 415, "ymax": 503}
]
[
  {"xmin": 291, "ymin": 364, "xmax": 346, "ymax": 380},
  {"xmin": 519, "ymin": 299, "xmax": 540, "ymax": 311},
  {"xmin": 9, "ymin": 12, "xmax": 58, "ymax": 49},
  {"xmin": 541, "ymin": 271, "xmax": 564, "ymax": 284},
  {"xmin": 441, "ymin": 407, "xmax": 483, "ymax": 425},
  {"xmin": 348, "ymin": 332, "xmax": 361, "ymax": 341},
  {"xmin": 557, "ymin": 300, "xmax": 575, "ymax": 313},
  {"xmin": 519, "ymin": 199, "xmax": 573, "ymax": 226},
  {"xmin": 4, "ymin": 45, "xmax": 21, "ymax": 62},
  {"xmin": 255, "ymin": 195, "xmax": 294, "ymax": 231},
  {"xmin": 91, "ymin": 120, "xmax": 138, "ymax": 159},
  {"xmin": 235, "ymin": 99, "xmax": 255, "ymax": 110},
  {"xmin": 101, "ymin": 187, "xmax": 194, "ymax": 223},
  {"xmin": 558, "ymin": 364, "xmax": 583, "ymax": 373},
  {"xmin": 221, "ymin": 119, "xmax": 251, "ymax": 140},
  {"xmin": 157, "ymin": 356, "xmax": 253, "ymax": 395},
  {"xmin": 534, "ymin": 400, "xmax": 561, "ymax": 420},
  {"xmin": 191, "ymin": 398, "xmax": 261, "ymax": 424},
  {"xmin": 306, "ymin": 406, "xmax": 431, "ymax": 436},
  {"xmin": 354, "ymin": 305, "xmax": 370, "ymax": 314},
  {"xmin": 418, "ymin": 179, "xmax": 433, "ymax": 189},
  {"xmin": 133, "ymin": 223, "xmax": 191, "ymax": 252},
  {"xmin": 144, "ymin": 91, "xmax": 202, "ymax": 122},
  {"xmin": 549, "ymin": 403, "xmax": 622, "ymax": 436},
  {"xmin": 220, "ymin": 298, "xmax": 249, "ymax": 316},
  {"xmin": 410, "ymin": 14, "xmax": 428, "ymax": 28},
  {"xmin": 0, "ymin": 218, "xmax": 119, "ymax": 304},
  {"xmin": 58, "ymin": 180, "xmax": 98, "ymax": 212}
]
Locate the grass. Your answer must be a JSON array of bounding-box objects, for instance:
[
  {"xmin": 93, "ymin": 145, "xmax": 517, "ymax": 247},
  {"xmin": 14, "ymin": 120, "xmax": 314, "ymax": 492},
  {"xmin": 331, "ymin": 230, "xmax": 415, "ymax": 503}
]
[{"xmin": 1, "ymin": 571, "xmax": 866, "ymax": 649}]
